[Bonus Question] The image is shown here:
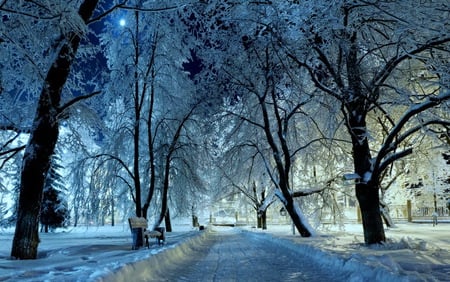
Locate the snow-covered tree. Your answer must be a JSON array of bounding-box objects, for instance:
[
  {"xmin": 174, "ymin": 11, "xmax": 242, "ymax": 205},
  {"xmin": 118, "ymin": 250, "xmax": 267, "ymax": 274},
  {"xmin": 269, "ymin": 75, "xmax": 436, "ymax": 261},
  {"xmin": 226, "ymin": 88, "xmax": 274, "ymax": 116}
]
[
  {"xmin": 183, "ymin": 0, "xmax": 449, "ymax": 243},
  {"xmin": 3, "ymin": 0, "xmax": 101, "ymax": 259},
  {"xmin": 182, "ymin": 1, "xmax": 345, "ymax": 237},
  {"xmin": 284, "ymin": 0, "xmax": 450, "ymax": 243},
  {"xmin": 96, "ymin": 2, "xmax": 205, "ymax": 237}
]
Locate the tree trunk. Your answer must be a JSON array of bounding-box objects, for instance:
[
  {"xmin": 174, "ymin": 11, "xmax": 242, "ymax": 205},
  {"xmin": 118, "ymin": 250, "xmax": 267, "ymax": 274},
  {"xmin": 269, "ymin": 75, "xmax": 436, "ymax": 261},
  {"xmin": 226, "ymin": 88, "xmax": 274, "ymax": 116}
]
[
  {"xmin": 380, "ymin": 200, "xmax": 396, "ymax": 228},
  {"xmin": 10, "ymin": 0, "xmax": 99, "ymax": 259},
  {"xmin": 261, "ymin": 210, "xmax": 267, "ymax": 230},
  {"xmin": 165, "ymin": 208, "xmax": 172, "ymax": 232},
  {"xmin": 143, "ymin": 65, "xmax": 157, "ymax": 219},
  {"xmin": 133, "ymin": 11, "xmax": 142, "ymax": 218},
  {"xmin": 155, "ymin": 154, "xmax": 170, "ymax": 228},
  {"xmin": 256, "ymin": 209, "xmax": 262, "ymax": 228},
  {"xmin": 352, "ymin": 142, "xmax": 387, "ymax": 243},
  {"xmin": 154, "ymin": 109, "xmax": 195, "ymax": 229},
  {"xmin": 348, "ymin": 114, "xmax": 386, "ymax": 244},
  {"xmin": 10, "ymin": 67, "xmax": 64, "ymax": 260},
  {"xmin": 356, "ymin": 183, "xmax": 386, "ymax": 243},
  {"xmin": 349, "ymin": 114, "xmax": 385, "ymax": 243},
  {"xmin": 275, "ymin": 185, "xmax": 312, "ymax": 237},
  {"xmin": 259, "ymin": 85, "xmax": 313, "ymax": 237},
  {"xmin": 344, "ymin": 28, "xmax": 386, "ymax": 244},
  {"xmin": 111, "ymin": 195, "xmax": 115, "ymax": 226},
  {"xmin": 282, "ymin": 194, "xmax": 311, "ymax": 237}
]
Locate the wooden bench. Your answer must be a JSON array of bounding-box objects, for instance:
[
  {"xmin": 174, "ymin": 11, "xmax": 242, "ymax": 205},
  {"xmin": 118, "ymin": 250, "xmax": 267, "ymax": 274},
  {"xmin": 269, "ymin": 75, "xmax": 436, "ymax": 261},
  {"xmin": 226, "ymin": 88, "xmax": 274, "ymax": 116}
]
[{"xmin": 128, "ymin": 217, "xmax": 165, "ymax": 249}]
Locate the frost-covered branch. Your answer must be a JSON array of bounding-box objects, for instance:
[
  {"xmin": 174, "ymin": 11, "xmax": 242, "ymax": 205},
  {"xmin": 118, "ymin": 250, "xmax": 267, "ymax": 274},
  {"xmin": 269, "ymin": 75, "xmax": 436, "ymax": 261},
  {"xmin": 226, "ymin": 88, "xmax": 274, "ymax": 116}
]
[
  {"xmin": 87, "ymin": 1, "xmax": 127, "ymax": 23},
  {"xmin": 58, "ymin": 91, "xmax": 101, "ymax": 116},
  {"xmin": 291, "ymin": 187, "xmax": 328, "ymax": 198},
  {"xmin": 0, "ymin": 2, "xmax": 60, "ymax": 20},
  {"xmin": 226, "ymin": 110, "xmax": 265, "ymax": 130},
  {"xmin": 375, "ymin": 119, "xmax": 450, "ymax": 177},
  {"xmin": 88, "ymin": 1, "xmax": 181, "ymax": 24},
  {"xmin": 377, "ymin": 148, "xmax": 413, "ymax": 179},
  {"xmin": 395, "ymin": 120, "xmax": 450, "ymax": 151},
  {"xmin": 286, "ymin": 52, "xmax": 341, "ymax": 100},
  {"xmin": 88, "ymin": 153, "xmax": 135, "ymax": 183},
  {"xmin": 290, "ymin": 137, "xmax": 337, "ymax": 159},
  {"xmin": 251, "ymin": 142, "xmax": 281, "ymax": 191},
  {"xmin": 374, "ymin": 91, "xmax": 450, "ymax": 175},
  {"xmin": 116, "ymin": 174, "xmax": 135, "ymax": 203},
  {"xmin": 0, "ymin": 145, "xmax": 26, "ymax": 169},
  {"xmin": 258, "ymin": 190, "xmax": 276, "ymax": 213},
  {"xmin": 372, "ymin": 37, "xmax": 450, "ymax": 88}
]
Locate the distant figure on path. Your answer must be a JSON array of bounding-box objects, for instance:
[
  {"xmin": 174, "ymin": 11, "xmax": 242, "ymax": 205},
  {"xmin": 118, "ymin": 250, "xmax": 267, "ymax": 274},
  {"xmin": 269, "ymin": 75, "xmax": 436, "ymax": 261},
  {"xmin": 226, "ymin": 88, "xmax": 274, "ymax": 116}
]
[{"xmin": 432, "ymin": 211, "xmax": 438, "ymax": 227}]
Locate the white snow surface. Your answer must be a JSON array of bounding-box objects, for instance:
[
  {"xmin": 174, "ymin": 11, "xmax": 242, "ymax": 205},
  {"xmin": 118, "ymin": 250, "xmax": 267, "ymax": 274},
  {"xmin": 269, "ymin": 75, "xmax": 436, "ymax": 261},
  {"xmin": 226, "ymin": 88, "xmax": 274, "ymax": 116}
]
[{"xmin": 0, "ymin": 221, "xmax": 448, "ymax": 281}]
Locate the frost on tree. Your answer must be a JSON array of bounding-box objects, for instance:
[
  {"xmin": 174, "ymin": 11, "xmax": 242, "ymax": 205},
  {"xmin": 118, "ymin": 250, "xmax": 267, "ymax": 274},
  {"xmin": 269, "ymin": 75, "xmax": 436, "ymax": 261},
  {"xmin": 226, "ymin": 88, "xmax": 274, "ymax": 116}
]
[
  {"xmin": 181, "ymin": 1, "xmax": 333, "ymax": 237},
  {"xmin": 183, "ymin": 0, "xmax": 449, "ymax": 243},
  {"xmin": 97, "ymin": 4, "xmax": 198, "ymax": 235},
  {"xmin": 284, "ymin": 1, "xmax": 450, "ymax": 243},
  {"xmin": 9, "ymin": 0, "xmax": 100, "ymax": 259}
]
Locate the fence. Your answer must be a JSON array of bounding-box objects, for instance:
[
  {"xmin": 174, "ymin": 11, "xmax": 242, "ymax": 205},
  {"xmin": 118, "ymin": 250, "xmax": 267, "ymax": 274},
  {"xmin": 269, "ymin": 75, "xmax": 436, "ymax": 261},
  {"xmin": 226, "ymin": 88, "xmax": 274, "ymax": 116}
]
[{"xmin": 386, "ymin": 200, "xmax": 449, "ymax": 222}]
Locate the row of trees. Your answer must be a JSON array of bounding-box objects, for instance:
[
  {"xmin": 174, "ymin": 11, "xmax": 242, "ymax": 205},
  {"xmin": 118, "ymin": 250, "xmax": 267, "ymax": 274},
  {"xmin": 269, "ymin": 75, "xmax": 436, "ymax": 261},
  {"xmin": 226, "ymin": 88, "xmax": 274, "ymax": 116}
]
[
  {"xmin": 0, "ymin": 0, "xmax": 449, "ymax": 259},
  {"xmin": 186, "ymin": 0, "xmax": 450, "ymax": 243},
  {"xmin": 1, "ymin": 0, "xmax": 211, "ymax": 258}
]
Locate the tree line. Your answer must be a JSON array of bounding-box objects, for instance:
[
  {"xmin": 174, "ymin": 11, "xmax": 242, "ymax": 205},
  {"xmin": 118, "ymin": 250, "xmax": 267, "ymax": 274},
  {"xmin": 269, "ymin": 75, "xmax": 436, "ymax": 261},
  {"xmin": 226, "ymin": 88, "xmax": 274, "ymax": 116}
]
[{"xmin": 0, "ymin": 0, "xmax": 448, "ymax": 259}]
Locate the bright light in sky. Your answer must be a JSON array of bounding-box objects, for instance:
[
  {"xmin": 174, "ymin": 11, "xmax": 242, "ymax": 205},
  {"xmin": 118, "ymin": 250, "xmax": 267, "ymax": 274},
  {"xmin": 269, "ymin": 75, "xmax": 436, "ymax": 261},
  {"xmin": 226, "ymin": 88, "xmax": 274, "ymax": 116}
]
[{"xmin": 119, "ymin": 19, "xmax": 126, "ymax": 27}]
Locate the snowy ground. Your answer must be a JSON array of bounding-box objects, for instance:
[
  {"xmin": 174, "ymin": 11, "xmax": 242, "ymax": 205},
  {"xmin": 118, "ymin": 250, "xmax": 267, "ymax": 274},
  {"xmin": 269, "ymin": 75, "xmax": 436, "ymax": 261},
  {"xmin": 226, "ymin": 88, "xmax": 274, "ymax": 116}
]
[
  {"xmin": 0, "ymin": 221, "xmax": 448, "ymax": 281},
  {"xmin": 246, "ymin": 223, "xmax": 450, "ymax": 281}
]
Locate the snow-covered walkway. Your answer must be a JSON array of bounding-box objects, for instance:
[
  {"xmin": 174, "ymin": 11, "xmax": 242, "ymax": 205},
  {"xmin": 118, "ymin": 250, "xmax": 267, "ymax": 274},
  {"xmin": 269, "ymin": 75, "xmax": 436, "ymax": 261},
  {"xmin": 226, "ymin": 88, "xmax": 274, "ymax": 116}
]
[{"xmin": 107, "ymin": 228, "xmax": 345, "ymax": 282}]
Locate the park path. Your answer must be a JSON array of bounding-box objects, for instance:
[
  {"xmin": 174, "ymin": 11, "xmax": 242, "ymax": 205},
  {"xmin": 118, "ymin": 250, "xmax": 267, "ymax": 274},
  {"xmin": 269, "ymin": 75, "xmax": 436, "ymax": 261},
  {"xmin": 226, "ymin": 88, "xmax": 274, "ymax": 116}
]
[{"xmin": 153, "ymin": 228, "xmax": 346, "ymax": 282}]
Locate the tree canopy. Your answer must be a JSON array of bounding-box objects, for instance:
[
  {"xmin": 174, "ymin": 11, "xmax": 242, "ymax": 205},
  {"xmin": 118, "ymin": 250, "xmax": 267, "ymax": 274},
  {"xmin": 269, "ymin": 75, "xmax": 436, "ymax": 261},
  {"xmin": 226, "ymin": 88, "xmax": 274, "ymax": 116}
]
[{"xmin": 0, "ymin": 0, "xmax": 448, "ymax": 258}]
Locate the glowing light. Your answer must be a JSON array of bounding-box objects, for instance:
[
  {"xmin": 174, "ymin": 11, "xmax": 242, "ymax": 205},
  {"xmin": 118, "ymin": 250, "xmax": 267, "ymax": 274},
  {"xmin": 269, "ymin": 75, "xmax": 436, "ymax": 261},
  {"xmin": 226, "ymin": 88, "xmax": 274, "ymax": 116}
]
[{"xmin": 119, "ymin": 19, "xmax": 126, "ymax": 27}]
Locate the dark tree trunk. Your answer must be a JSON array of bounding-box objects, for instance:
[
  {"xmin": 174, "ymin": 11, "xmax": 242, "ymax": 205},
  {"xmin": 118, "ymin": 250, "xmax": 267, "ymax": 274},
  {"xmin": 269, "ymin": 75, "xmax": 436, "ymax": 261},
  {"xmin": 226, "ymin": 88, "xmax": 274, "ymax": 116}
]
[
  {"xmin": 10, "ymin": 0, "xmax": 99, "ymax": 259},
  {"xmin": 142, "ymin": 62, "xmax": 157, "ymax": 219},
  {"xmin": 155, "ymin": 153, "xmax": 171, "ymax": 228},
  {"xmin": 256, "ymin": 209, "xmax": 267, "ymax": 229},
  {"xmin": 380, "ymin": 209, "xmax": 395, "ymax": 228},
  {"xmin": 111, "ymin": 195, "xmax": 115, "ymax": 227},
  {"xmin": 73, "ymin": 209, "xmax": 79, "ymax": 227},
  {"xmin": 344, "ymin": 28, "xmax": 386, "ymax": 244},
  {"xmin": 355, "ymin": 183, "xmax": 385, "ymax": 243},
  {"xmin": 348, "ymin": 113, "xmax": 386, "ymax": 244},
  {"xmin": 164, "ymin": 208, "xmax": 172, "ymax": 232},
  {"xmin": 133, "ymin": 11, "xmax": 142, "ymax": 218},
  {"xmin": 279, "ymin": 190, "xmax": 311, "ymax": 237},
  {"xmin": 259, "ymin": 93, "xmax": 312, "ymax": 237},
  {"xmin": 154, "ymin": 108, "xmax": 195, "ymax": 229},
  {"xmin": 257, "ymin": 212, "xmax": 262, "ymax": 228},
  {"xmin": 11, "ymin": 106, "xmax": 59, "ymax": 259},
  {"xmin": 261, "ymin": 210, "xmax": 267, "ymax": 230},
  {"xmin": 380, "ymin": 200, "xmax": 396, "ymax": 228},
  {"xmin": 141, "ymin": 153, "xmax": 155, "ymax": 219}
]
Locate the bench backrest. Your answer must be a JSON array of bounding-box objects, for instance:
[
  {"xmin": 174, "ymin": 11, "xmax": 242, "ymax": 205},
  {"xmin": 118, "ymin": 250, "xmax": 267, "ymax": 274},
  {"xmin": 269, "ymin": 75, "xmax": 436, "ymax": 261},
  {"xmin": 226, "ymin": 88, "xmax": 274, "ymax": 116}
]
[{"xmin": 128, "ymin": 217, "xmax": 148, "ymax": 229}]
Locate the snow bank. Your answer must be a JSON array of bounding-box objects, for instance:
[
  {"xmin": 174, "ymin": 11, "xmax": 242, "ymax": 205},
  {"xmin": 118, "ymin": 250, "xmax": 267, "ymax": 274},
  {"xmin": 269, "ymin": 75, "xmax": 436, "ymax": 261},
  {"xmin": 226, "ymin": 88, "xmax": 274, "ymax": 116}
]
[
  {"xmin": 97, "ymin": 230, "xmax": 209, "ymax": 282},
  {"xmin": 244, "ymin": 231, "xmax": 421, "ymax": 282}
]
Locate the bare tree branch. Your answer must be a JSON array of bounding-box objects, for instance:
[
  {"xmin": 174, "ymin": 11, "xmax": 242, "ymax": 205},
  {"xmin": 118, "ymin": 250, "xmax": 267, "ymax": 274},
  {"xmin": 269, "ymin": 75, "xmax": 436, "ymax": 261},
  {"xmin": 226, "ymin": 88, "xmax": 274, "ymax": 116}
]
[
  {"xmin": 374, "ymin": 91, "xmax": 450, "ymax": 176},
  {"xmin": 58, "ymin": 91, "xmax": 101, "ymax": 115},
  {"xmin": 88, "ymin": 1, "xmax": 182, "ymax": 24},
  {"xmin": 0, "ymin": 145, "xmax": 26, "ymax": 169}
]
